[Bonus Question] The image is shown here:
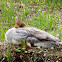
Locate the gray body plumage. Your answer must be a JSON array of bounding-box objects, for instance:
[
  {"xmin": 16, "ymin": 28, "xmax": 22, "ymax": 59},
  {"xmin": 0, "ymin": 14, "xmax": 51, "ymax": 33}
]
[{"xmin": 5, "ymin": 27, "xmax": 62, "ymax": 48}]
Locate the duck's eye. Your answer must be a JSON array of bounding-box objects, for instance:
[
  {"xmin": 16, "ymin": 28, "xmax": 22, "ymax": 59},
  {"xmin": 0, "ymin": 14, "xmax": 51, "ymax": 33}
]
[{"xmin": 19, "ymin": 26, "xmax": 23, "ymax": 27}]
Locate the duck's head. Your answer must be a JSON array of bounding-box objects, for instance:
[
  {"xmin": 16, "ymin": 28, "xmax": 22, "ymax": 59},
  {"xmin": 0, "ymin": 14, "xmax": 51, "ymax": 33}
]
[{"xmin": 14, "ymin": 18, "xmax": 25, "ymax": 28}]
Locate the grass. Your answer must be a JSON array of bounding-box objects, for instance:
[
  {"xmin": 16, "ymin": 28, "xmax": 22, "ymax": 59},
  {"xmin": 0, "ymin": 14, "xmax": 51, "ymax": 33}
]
[
  {"xmin": 0, "ymin": 0, "xmax": 62, "ymax": 61},
  {"xmin": 0, "ymin": 0, "xmax": 62, "ymax": 41}
]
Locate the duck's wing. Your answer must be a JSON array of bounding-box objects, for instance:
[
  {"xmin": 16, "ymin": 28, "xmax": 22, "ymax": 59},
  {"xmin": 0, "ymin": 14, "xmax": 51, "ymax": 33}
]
[{"xmin": 21, "ymin": 27, "xmax": 60, "ymax": 42}]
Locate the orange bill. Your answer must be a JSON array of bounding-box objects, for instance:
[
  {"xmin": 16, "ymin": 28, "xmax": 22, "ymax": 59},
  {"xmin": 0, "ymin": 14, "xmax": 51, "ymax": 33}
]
[{"xmin": 14, "ymin": 24, "xmax": 19, "ymax": 28}]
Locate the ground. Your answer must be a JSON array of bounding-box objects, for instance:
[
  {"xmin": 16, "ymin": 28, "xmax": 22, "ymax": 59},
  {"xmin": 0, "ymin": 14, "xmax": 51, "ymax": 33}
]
[{"xmin": 0, "ymin": 0, "xmax": 62, "ymax": 62}]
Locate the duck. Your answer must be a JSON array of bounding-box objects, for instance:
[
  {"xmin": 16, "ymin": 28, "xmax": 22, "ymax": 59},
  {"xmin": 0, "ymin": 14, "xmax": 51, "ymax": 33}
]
[{"xmin": 5, "ymin": 18, "xmax": 62, "ymax": 48}]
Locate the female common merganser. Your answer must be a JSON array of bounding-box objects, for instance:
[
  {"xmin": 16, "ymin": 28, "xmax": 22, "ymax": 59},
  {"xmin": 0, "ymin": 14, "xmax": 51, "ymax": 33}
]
[{"xmin": 5, "ymin": 18, "xmax": 62, "ymax": 48}]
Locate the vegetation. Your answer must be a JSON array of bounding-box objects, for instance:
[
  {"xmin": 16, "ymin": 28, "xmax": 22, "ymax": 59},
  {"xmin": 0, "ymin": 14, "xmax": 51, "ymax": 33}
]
[{"xmin": 0, "ymin": 0, "xmax": 62, "ymax": 62}]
